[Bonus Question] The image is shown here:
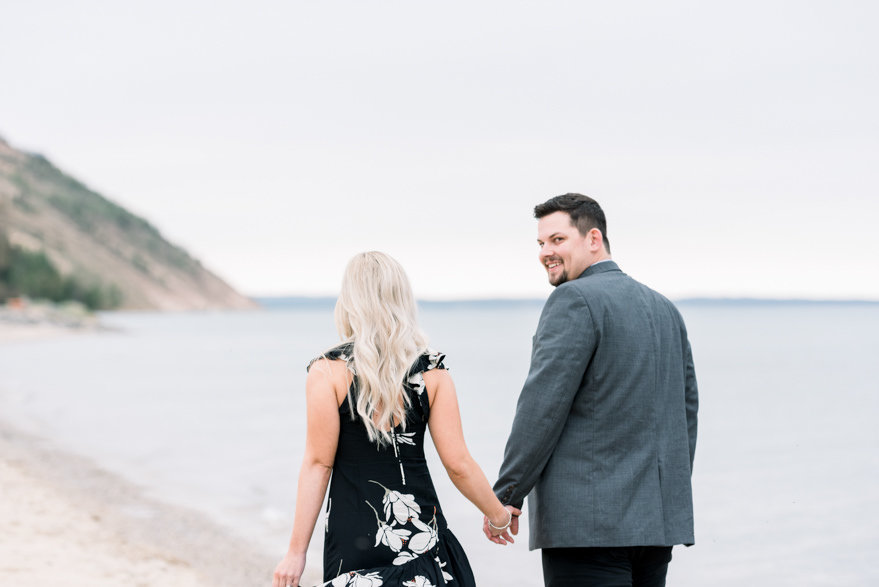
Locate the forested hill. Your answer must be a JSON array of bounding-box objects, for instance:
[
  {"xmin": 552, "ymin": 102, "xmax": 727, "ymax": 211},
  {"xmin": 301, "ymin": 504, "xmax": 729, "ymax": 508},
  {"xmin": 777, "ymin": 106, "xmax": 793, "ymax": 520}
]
[{"xmin": 0, "ymin": 135, "xmax": 255, "ymax": 310}]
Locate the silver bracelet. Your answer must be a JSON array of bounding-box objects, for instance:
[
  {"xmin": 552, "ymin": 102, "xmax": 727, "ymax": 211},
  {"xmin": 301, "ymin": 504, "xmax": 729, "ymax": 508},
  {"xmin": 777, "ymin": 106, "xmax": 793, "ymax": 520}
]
[{"xmin": 488, "ymin": 509, "xmax": 513, "ymax": 531}]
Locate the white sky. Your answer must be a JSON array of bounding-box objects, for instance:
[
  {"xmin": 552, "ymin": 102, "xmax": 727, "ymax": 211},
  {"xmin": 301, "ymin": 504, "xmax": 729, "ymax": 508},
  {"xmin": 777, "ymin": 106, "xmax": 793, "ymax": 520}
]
[{"xmin": 2, "ymin": 1, "xmax": 878, "ymax": 299}]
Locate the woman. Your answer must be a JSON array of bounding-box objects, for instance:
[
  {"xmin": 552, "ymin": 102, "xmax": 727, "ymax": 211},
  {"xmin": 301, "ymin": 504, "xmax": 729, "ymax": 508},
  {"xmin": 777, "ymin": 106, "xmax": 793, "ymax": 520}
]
[{"xmin": 273, "ymin": 252, "xmax": 516, "ymax": 587}]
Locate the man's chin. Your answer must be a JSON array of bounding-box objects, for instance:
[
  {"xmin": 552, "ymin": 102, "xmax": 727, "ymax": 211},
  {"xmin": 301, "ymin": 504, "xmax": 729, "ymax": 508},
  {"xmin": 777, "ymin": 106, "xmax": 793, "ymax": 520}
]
[{"xmin": 548, "ymin": 273, "xmax": 568, "ymax": 287}]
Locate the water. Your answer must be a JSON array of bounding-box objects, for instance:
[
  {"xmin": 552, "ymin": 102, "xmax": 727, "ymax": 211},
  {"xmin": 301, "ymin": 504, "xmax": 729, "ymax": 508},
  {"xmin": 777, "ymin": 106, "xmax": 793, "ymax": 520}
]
[{"xmin": 1, "ymin": 302, "xmax": 877, "ymax": 586}]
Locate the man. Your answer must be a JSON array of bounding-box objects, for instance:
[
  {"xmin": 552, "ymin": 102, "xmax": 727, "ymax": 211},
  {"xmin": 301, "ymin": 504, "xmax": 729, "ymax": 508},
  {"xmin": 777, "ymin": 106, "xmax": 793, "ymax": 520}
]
[{"xmin": 490, "ymin": 194, "xmax": 698, "ymax": 586}]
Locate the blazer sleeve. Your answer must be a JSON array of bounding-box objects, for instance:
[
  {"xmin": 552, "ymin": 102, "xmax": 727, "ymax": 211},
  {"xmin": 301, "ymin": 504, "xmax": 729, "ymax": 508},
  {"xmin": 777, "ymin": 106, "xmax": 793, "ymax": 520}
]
[
  {"xmin": 493, "ymin": 284, "xmax": 595, "ymax": 508},
  {"xmin": 684, "ymin": 338, "xmax": 698, "ymax": 472}
]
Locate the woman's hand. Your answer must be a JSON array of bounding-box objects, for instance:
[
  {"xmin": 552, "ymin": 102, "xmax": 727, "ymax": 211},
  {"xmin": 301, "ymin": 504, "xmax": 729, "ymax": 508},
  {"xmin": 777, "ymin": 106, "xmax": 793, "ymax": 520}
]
[
  {"xmin": 483, "ymin": 505, "xmax": 521, "ymax": 545},
  {"xmin": 272, "ymin": 551, "xmax": 306, "ymax": 587}
]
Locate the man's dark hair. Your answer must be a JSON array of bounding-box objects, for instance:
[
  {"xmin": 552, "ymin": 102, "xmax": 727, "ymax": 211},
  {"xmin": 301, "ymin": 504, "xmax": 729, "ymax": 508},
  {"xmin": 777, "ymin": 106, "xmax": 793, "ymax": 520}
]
[{"xmin": 534, "ymin": 193, "xmax": 610, "ymax": 253}]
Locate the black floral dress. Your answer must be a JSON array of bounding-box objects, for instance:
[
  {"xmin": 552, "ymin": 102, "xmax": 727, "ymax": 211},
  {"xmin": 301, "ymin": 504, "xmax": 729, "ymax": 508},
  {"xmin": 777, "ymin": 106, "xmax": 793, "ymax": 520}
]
[{"xmin": 312, "ymin": 343, "xmax": 476, "ymax": 587}]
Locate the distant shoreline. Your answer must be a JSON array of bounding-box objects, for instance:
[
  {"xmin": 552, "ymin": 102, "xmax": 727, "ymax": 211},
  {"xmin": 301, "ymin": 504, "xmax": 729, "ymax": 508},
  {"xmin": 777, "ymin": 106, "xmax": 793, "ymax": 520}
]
[
  {"xmin": 4, "ymin": 297, "xmax": 874, "ymax": 323},
  {"xmin": 0, "ymin": 322, "xmax": 79, "ymax": 344},
  {"xmin": 674, "ymin": 297, "xmax": 879, "ymax": 306},
  {"xmin": 0, "ymin": 299, "xmax": 110, "ymax": 343}
]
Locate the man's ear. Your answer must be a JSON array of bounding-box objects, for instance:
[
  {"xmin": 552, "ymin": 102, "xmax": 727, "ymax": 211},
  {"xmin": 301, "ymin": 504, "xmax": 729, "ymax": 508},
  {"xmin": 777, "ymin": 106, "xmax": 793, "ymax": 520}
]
[{"xmin": 587, "ymin": 228, "xmax": 604, "ymax": 252}]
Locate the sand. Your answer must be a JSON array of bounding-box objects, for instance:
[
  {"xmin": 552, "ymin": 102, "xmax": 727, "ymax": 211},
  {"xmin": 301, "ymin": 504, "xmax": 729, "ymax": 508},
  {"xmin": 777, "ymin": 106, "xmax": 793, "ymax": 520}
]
[
  {"xmin": 0, "ymin": 417, "xmax": 280, "ymax": 587},
  {"xmin": 0, "ymin": 458, "xmax": 209, "ymax": 586},
  {"xmin": 0, "ymin": 320, "xmax": 282, "ymax": 586}
]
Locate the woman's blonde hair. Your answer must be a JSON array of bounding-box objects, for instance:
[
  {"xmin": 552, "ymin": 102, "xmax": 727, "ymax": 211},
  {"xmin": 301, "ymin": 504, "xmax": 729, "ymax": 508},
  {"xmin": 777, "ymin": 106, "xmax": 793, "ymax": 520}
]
[{"xmin": 334, "ymin": 251, "xmax": 429, "ymax": 445}]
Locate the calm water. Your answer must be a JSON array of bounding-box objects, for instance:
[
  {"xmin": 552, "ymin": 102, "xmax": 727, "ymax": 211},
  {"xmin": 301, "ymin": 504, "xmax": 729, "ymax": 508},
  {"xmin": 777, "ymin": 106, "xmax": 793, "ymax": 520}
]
[{"xmin": 1, "ymin": 302, "xmax": 877, "ymax": 586}]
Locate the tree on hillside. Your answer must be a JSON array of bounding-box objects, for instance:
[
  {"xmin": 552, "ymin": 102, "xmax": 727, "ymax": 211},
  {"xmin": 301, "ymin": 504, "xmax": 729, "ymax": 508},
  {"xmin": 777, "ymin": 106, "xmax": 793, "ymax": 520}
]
[
  {"xmin": 0, "ymin": 198, "xmax": 12, "ymax": 300},
  {"xmin": 0, "ymin": 228, "xmax": 10, "ymax": 271},
  {"xmin": 0, "ymin": 230, "xmax": 11, "ymax": 301},
  {"xmin": 0, "ymin": 237, "xmax": 122, "ymax": 310}
]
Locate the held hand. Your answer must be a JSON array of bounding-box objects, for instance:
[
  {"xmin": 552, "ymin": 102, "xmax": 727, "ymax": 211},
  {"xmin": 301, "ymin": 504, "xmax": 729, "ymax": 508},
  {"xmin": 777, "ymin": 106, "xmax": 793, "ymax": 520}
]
[
  {"xmin": 508, "ymin": 506, "xmax": 520, "ymax": 537},
  {"xmin": 272, "ymin": 551, "xmax": 306, "ymax": 587},
  {"xmin": 482, "ymin": 505, "xmax": 521, "ymax": 545}
]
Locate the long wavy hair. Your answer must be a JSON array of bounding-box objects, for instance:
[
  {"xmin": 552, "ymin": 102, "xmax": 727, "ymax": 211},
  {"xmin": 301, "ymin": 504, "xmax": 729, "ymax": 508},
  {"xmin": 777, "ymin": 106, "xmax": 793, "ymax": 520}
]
[{"xmin": 334, "ymin": 251, "xmax": 429, "ymax": 445}]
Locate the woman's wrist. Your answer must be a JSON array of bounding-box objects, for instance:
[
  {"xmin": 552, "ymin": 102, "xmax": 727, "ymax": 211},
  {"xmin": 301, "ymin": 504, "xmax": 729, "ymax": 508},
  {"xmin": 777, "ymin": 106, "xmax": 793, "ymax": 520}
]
[
  {"xmin": 488, "ymin": 507, "xmax": 512, "ymax": 531},
  {"xmin": 286, "ymin": 543, "xmax": 308, "ymax": 557}
]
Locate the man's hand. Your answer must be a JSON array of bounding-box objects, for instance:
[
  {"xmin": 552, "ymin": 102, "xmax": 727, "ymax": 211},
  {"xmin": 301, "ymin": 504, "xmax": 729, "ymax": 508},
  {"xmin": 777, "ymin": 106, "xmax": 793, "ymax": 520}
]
[{"xmin": 482, "ymin": 505, "xmax": 521, "ymax": 545}]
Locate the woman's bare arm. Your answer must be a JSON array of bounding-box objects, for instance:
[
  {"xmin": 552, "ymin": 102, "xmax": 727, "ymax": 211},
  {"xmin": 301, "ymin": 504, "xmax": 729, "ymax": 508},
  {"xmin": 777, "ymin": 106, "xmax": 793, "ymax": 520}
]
[
  {"xmin": 273, "ymin": 359, "xmax": 345, "ymax": 587},
  {"xmin": 425, "ymin": 368, "xmax": 518, "ymax": 543}
]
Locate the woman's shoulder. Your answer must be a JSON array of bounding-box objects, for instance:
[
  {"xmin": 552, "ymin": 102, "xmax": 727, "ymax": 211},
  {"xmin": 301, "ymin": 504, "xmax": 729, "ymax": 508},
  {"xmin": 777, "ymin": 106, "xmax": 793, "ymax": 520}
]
[{"xmin": 307, "ymin": 342, "xmax": 354, "ymax": 372}]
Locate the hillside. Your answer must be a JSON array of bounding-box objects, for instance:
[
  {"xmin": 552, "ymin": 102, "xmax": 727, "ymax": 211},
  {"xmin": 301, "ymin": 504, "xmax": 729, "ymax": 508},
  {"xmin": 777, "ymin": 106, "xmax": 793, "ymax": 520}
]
[{"xmin": 0, "ymin": 135, "xmax": 255, "ymax": 310}]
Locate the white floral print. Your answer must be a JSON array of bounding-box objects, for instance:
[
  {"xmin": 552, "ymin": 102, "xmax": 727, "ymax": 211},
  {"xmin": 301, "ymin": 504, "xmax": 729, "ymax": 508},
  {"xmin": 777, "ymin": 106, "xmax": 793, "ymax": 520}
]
[
  {"xmin": 393, "ymin": 550, "xmax": 417, "ymax": 566},
  {"xmin": 365, "ymin": 497, "xmax": 412, "ymax": 552},
  {"xmin": 396, "ymin": 431, "xmax": 416, "ymax": 446},
  {"xmin": 407, "ymin": 371, "xmax": 426, "ymax": 395},
  {"xmin": 405, "ymin": 349, "xmax": 445, "ymax": 396},
  {"xmin": 408, "ymin": 515, "xmax": 439, "ymax": 554},
  {"xmin": 424, "ymin": 350, "xmax": 444, "ymax": 372},
  {"xmin": 365, "ymin": 479, "xmax": 445, "ymax": 569},
  {"xmin": 352, "ymin": 572, "xmax": 384, "ymax": 586},
  {"xmin": 370, "ymin": 480, "xmax": 421, "ymax": 524},
  {"xmin": 435, "ymin": 557, "xmax": 454, "ymax": 583},
  {"xmin": 387, "ymin": 490, "xmax": 421, "ymax": 524},
  {"xmin": 323, "ymin": 571, "xmax": 384, "ymax": 587},
  {"xmin": 375, "ymin": 522, "xmax": 411, "ymax": 552},
  {"xmin": 403, "ymin": 576, "xmax": 436, "ymax": 587}
]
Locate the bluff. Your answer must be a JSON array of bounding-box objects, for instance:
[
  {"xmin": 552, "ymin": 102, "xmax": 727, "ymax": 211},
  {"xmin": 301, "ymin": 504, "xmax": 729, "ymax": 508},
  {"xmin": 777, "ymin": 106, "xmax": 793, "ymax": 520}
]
[{"xmin": 0, "ymin": 135, "xmax": 255, "ymax": 310}]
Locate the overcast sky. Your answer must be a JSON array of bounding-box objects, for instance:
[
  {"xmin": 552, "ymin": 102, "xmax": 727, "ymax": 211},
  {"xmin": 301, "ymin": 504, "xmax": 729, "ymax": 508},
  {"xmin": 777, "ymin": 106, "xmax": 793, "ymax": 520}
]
[{"xmin": 2, "ymin": 1, "xmax": 877, "ymax": 300}]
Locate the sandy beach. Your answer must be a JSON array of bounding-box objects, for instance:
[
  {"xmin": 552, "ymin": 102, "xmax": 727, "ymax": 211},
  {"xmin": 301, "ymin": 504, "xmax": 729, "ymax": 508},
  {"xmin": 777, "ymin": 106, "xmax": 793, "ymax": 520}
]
[
  {"xmin": 0, "ymin": 323, "xmax": 292, "ymax": 587},
  {"xmin": 0, "ymin": 418, "xmax": 284, "ymax": 587},
  {"xmin": 0, "ymin": 456, "xmax": 209, "ymax": 586}
]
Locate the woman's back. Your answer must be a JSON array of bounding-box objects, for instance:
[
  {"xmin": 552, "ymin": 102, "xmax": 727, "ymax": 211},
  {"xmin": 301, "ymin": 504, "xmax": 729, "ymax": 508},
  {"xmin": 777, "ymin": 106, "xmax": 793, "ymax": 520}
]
[
  {"xmin": 317, "ymin": 343, "xmax": 475, "ymax": 586},
  {"xmin": 273, "ymin": 252, "xmax": 515, "ymax": 587}
]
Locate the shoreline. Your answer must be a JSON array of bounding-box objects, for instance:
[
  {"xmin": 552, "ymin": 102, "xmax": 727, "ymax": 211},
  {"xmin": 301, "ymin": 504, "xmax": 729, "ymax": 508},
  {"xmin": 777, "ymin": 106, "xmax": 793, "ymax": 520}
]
[
  {"xmin": 0, "ymin": 419, "xmax": 282, "ymax": 586},
  {"xmin": 0, "ymin": 300, "xmax": 106, "ymax": 344},
  {"xmin": 0, "ymin": 322, "xmax": 82, "ymax": 344}
]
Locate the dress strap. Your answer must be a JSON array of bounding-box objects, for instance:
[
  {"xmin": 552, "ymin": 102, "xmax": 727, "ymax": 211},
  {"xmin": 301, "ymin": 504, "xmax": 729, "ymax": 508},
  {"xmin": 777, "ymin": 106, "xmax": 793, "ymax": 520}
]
[
  {"xmin": 406, "ymin": 349, "xmax": 447, "ymax": 422},
  {"xmin": 307, "ymin": 341, "xmax": 354, "ymax": 372}
]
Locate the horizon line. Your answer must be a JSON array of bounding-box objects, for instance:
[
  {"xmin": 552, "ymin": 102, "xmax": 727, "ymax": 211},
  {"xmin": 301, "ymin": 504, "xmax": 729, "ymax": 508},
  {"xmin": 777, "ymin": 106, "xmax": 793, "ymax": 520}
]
[{"xmin": 251, "ymin": 295, "xmax": 879, "ymax": 305}]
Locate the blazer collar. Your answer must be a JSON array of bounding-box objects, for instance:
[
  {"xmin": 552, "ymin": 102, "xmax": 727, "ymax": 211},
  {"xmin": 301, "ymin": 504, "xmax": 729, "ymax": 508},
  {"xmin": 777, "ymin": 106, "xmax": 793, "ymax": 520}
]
[{"xmin": 576, "ymin": 259, "xmax": 620, "ymax": 280}]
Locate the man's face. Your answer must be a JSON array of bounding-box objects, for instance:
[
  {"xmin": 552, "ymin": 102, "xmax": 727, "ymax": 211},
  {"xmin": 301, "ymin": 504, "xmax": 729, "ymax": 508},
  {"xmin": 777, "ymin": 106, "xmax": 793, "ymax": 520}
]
[{"xmin": 537, "ymin": 211, "xmax": 592, "ymax": 287}]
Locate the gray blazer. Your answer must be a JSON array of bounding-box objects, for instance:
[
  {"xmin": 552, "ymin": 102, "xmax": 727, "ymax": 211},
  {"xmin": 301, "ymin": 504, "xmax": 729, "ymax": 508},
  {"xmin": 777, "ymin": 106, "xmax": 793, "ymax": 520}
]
[{"xmin": 494, "ymin": 261, "xmax": 698, "ymax": 549}]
